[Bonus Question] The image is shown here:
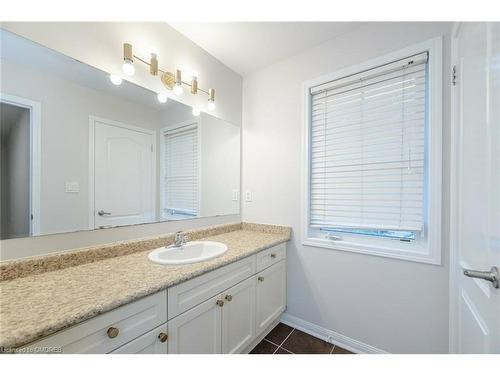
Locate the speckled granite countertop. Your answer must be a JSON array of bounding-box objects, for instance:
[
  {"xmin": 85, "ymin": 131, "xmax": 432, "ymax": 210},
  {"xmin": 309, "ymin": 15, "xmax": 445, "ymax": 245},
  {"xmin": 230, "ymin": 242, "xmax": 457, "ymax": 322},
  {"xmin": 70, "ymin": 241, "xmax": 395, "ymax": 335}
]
[{"xmin": 0, "ymin": 223, "xmax": 290, "ymax": 349}]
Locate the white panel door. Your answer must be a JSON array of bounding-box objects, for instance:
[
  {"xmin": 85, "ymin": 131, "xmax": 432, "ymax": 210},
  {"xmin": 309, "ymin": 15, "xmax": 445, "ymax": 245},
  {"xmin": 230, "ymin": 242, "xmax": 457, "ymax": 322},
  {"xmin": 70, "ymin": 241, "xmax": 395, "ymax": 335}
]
[
  {"xmin": 167, "ymin": 294, "xmax": 222, "ymax": 354},
  {"xmin": 255, "ymin": 261, "xmax": 287, "ymax": 336},
  {"xmin": 453, "ymin": 22, "xmax": 500, "ymax": 353},
  {"xmin": 93, "ymin": 119, "xmax": 154, "ymax": 228},
  {"xmin": 222, "ymin": 277, "xmax": 256, "ymax": 354}
]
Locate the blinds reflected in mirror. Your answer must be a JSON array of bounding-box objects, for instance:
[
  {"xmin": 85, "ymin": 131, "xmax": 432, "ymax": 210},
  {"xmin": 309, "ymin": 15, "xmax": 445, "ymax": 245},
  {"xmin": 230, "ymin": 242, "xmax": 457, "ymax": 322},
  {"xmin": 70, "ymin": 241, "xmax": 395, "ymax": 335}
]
[
  {"xmin": 162, "ymin": 124, "xmax": 199, "ymax": 219},
  {"xmin": 309, "ymin": 52, "xmax": 428, "ymax": 232}
]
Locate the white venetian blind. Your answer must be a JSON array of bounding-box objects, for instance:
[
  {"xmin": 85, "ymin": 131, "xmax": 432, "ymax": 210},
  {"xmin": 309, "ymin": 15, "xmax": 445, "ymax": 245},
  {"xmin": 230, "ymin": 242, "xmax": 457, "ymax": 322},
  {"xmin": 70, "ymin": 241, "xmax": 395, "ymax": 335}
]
[
  {"xmin": 309, "ymin": 52, "xmax": 428, "ymax": 232},
  {"xmin": 162, "ymin": 124, "xmax": 199, "ymax": 217}
]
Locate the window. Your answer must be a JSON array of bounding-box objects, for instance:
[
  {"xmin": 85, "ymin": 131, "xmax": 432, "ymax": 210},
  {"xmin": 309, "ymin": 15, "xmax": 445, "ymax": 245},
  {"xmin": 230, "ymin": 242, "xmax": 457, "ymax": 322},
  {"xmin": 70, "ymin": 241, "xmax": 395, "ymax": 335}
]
[
  {"xmin": 303, "ymin": 39, "xmax": 442, "ymax": 264},
  {"xmin": 160, "ymin": 122, "xmax": 200, "ymax": 220}
]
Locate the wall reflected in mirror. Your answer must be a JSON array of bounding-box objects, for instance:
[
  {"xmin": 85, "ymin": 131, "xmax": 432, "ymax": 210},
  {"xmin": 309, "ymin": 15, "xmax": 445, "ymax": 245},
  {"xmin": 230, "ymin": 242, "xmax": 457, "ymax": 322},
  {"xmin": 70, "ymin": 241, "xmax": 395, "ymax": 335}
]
[{"xmin": 0, "ymin": 29, "xmax": 240, "ymax": 239}]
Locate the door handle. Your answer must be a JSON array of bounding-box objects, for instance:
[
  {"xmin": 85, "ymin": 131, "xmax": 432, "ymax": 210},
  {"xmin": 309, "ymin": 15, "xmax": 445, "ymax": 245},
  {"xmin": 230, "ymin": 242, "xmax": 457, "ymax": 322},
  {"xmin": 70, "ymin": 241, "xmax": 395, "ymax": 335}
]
[
  {"xmin": 464, "ymin": 266, "xmax": 499, "ymax": 288},
  {"xmin": 98, "ymin": 210, "xmax": 111, "ymax": 216}
]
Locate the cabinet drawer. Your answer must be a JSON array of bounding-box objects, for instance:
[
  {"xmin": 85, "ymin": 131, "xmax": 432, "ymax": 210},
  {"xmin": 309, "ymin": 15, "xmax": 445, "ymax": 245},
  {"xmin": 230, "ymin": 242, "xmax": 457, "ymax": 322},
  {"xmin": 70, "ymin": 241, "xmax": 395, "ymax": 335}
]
[
  {"xmin": 111, "ymin": 323, "xmax": 168, "ymax": 354},
  {"xmin": 256, "ymin": 243, "xmax": 286, "ymax": 272},
  {"xmin": 168, "ymin": 255, "xmax": 256, "ymax": 319},
  {"xmin": 24, "ymin": 290, "xmax": 167, "ymax": 353}
]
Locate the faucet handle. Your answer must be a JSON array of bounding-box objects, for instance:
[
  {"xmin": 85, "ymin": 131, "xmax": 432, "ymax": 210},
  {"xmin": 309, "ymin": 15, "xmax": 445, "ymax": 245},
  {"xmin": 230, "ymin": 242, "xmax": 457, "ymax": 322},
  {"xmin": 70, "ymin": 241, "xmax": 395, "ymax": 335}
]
[{"xmin": 182, "ymin": 234, "xmax": 188, "ymax": 244}]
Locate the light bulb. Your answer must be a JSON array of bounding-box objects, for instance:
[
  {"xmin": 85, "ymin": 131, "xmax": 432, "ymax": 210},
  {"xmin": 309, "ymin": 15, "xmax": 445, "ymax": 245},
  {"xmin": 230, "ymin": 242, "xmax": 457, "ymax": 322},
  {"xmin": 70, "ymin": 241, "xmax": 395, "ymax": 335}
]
[
  {"xmin": 192, "ymin": 108, "xmax": 201, "ymax": 117},
  {"xmin": 207, "ymin": 101, "xmax": 216, "ymax": 111},
  {"xmin": 157, "ymin": 93, "xmax": 168, "ymax": 103},
  {"xmin": 173, "ymin": 84, "xmax": 183, "ymax": 96},
  {"xmin": 122, "ymin": 61, "xmax": 135, "ymax": 76},
  {"xmin": 109, "ymin": 75, "xmax": 123, "ymax": 85}
]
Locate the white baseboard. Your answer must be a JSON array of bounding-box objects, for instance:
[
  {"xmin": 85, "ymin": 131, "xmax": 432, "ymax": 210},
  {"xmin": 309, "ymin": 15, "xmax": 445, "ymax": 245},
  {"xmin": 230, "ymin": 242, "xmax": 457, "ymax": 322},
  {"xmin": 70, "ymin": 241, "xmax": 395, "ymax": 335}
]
[{"xmin": 280, "ymin": 313, "xmax": 389, "ymax": 354}]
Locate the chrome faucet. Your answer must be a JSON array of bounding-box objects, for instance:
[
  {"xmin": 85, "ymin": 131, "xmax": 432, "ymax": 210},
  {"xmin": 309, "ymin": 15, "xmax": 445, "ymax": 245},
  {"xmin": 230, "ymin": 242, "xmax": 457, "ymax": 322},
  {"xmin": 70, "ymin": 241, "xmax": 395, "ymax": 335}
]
[{"xmin": 168, "ymin": 231, "xmax": 188, "ymax": 248}]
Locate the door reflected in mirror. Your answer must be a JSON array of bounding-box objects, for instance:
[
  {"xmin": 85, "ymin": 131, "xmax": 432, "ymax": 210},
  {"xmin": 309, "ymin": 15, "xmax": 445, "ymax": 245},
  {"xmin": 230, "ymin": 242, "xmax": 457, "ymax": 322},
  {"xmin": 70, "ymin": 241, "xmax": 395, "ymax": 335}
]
[{"xmin": 0, "ymin": 29, "xmax": 240, "ymax": 239}]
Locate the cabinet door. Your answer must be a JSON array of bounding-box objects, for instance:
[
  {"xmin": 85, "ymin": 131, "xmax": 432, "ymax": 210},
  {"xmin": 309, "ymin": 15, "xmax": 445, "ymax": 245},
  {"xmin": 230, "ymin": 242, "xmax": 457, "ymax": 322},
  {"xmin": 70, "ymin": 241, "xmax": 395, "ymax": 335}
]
[
  {"xmin": 111, "ymin": 324, "xmax": 168, "ymax": 354},
  {"xmin": 222, "ymin": 277, "xmax": 256, "ymax": 353},
  {"xmin": 255, "ymin": 260, "xmax": 287, "ymax": 336},
  {"xmin": 167, "ymin": 294, "xmax": 222, "ymax": 354}
]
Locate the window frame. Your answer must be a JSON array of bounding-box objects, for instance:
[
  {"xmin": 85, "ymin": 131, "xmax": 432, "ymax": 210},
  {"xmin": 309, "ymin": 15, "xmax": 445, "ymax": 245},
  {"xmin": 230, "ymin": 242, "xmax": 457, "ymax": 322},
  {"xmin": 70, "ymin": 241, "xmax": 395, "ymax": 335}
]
[
  {"xmin": 159, "ymin": 119, "xmax": 202, "ymax": 221},
  {"xmin": 301, "ymin": 37, "xmax": 443, "ymax": 265}
]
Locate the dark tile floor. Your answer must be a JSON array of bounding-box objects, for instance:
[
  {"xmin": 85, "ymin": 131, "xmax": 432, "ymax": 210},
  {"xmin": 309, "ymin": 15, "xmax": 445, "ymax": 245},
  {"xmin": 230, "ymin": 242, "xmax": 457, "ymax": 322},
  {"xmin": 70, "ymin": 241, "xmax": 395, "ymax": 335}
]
[{"xmin": 249, "ymin": 323, "xmax": 354, "ymax": 354}]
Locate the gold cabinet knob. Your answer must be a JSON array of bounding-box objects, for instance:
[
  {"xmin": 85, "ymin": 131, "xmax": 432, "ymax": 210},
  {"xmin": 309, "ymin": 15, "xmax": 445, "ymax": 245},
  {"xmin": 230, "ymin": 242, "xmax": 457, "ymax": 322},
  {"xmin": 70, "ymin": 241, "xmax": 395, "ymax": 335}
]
[
  {"xmin": 216, "ymin": 299, "xmax": 224, "ymax": 307},
  {"xmin": 270, "ymin": 253, "xmax": 277, "ymax": 259},
  {"xmin": 225, "ymin": 294, "xmax": 233, "ymax": 302},
  {"xmin": 258, "ymin": 276, "xmax": 264, "ymax": 282},
  {"xmin": 107, "ymin": 327, "xmax": 119, "ymax": 339},
  {"xmin": 158, "ymin": 332, "xmax": 168, "ymax": 343}
]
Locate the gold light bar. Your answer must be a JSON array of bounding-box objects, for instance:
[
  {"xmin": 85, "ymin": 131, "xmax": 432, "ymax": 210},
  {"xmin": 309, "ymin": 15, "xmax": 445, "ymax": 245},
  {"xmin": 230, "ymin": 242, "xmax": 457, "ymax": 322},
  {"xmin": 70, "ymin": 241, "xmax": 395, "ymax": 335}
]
[
  {"xmin": 123, "ymin": 43, "xmax": 133, "ymax": 63},
  {"xmin": 150, "ymin": 53, "xmax": 158, "ymax": 76},
  {"xmin": 175, "ymin": 69, "xmax": 182, "ymax": 85},
  {"xmin": 208, "ymin": 88, "xmax": 215, "ymax": 102},
  {"xmin": 121, "ymin": 43, "xmax": 216, "ymax": 109},
  {"xmin": 191, "ymin": 77, "xmax": 198, "ymax": 94}
]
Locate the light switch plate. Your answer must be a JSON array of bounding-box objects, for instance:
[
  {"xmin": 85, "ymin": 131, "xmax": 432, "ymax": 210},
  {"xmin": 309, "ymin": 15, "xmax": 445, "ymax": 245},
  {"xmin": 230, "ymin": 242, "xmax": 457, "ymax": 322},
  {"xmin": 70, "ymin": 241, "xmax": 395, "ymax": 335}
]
[
  {"xmin": 245, "ymin": 190, "xmax": 252, "ymax": 202},
  {"xmin": 232, "ymin": 189, "xmax": 239, "ymax": 201},
  {"xmin": 65, "ymin": 181, "xmax": 80, "ymax": 193}
]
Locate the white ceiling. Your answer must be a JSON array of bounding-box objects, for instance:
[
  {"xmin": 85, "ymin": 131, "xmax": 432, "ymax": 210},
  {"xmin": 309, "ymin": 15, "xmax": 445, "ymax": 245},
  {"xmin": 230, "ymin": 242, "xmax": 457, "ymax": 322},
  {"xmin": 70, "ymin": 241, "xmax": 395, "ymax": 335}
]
[{"xmin": 168, "ymin": 22, "xmax": 366, "ymax": 76}]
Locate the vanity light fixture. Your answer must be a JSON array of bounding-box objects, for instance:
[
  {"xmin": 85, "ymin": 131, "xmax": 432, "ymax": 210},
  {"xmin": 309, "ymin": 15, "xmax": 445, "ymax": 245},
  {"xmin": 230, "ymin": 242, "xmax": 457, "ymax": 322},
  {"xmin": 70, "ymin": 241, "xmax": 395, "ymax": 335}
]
[
  {"xmin": 192, "ymin": 107, "xmax": 201, "ymax": 117},
  {"xmin": 191, "ymin": 75, "xmax": 198, "ymax": 95},
  {"xmin": 121, "ymin": 43, "xmax": 216, "ymax": 109},
  {"xmin": 150, "ymin": 53, "xmax": 159, "ymax": 76},
  {"xmin": 122, "ymin": 43, "xmax": 135, "ymax": 76},
  {"xmin": 173, "ymin": 69, "xmax": 184, "ymax": 96},
  {"xmin": 109, "ymin": 74, "xmax": 123, "ymax": 85},
  {"xmin": 207, "ymin": 88, "xmax": 216, "ymax": 111}
]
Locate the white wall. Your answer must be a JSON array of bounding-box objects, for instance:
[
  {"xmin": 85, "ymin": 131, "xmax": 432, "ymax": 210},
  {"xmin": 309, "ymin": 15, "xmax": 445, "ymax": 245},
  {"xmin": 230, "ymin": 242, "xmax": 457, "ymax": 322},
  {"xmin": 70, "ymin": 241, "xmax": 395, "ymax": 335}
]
[
  {"xmin": 0, "ymin": 22, "xmax": 243, "ymax": 260},
  {"xmin": 242, "ymin": 22, "xmax": 452, "ymax": 353},
  {"xmin": 199, "ymin": 113, "xmax": 240, "ymax": 217}
]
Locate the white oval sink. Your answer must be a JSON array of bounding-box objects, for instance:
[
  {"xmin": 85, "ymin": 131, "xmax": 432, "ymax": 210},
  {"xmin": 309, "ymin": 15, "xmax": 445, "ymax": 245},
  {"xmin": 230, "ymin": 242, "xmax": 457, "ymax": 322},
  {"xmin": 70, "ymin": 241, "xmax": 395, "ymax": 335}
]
[{"xmin": 148, "ymin": 241, "xmax": 228, "ymax": 265}]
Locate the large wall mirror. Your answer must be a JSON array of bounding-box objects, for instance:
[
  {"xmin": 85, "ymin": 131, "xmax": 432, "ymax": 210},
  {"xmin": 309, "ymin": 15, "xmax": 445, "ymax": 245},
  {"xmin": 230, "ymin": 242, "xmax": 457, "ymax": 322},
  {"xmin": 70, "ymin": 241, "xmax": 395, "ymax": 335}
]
[{"xmin": 0, "ymin": 29, "xmax": 240, "ymax": 240}]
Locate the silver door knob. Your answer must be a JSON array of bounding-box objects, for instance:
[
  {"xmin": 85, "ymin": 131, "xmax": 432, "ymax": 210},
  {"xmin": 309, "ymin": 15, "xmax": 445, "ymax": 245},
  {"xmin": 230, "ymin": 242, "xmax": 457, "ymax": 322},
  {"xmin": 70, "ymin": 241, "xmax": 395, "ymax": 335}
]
[
  {"xmin": 98, "ymin": 210, "xmax": 111, "ymax": 216},
  {"xmin": 464, "ymin": 266, "xmax": 499, "ymax": 288}
]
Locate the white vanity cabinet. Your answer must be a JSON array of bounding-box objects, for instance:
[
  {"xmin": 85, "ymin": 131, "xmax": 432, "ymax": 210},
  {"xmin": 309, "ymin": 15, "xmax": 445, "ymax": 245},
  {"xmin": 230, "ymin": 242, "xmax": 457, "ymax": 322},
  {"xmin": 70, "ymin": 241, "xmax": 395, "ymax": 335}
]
[
  {"xmin": 111, "ymin": 324, "xmax": 168, "ymax": 354},
  {"xmin": 167, "ymin": 273, "xmax": 262, "ymax": 354},
  {"xmin": 255, "ymin": 260, "xmax": 287, "ymax": 336},
  {"xmin": 23, "ymin": 290, "xmax": 167, "ymax": 354},
  {"xmin": 166, "ymin": 260, "xmax": 258, "ymax": 354},
  {"xmin": 221, "ymin": 276, "xmax": 256, "ymax": 353},
  {"xmin": 166, "ymin": 244, "xmax": 286, "ymax": 354},
  {"xmin": 167, "ymin": 294, "xmax": 222, "ymax": 354},
  {"xmin": 22, "ymin": 243, "xmax": 287, "ymax": 354}
]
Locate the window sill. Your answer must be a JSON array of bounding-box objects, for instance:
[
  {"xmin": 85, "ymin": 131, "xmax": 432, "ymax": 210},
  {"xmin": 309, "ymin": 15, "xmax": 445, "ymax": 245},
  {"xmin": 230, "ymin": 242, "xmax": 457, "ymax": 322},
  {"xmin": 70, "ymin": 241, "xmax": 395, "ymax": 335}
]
[{"xmin": 302, "ymin": 237, "xmax": 441, "ymax": 265}]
